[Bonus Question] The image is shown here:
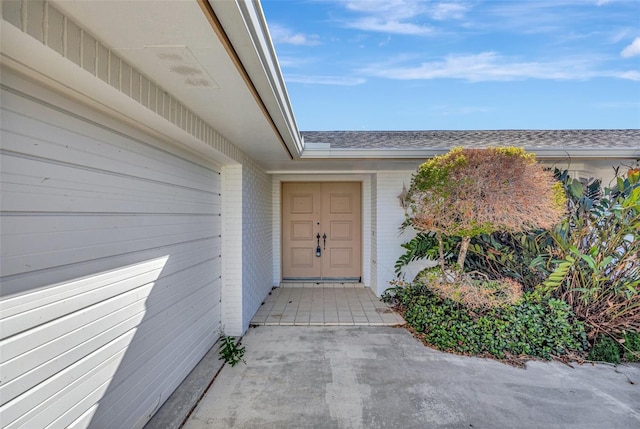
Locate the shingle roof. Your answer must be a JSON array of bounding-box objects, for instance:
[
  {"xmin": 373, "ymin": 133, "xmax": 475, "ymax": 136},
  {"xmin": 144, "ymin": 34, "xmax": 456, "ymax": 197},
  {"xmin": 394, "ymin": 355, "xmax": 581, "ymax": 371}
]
[{"xmin": 301, "ymin": 130, "xmax": 640, "ymax": 150}]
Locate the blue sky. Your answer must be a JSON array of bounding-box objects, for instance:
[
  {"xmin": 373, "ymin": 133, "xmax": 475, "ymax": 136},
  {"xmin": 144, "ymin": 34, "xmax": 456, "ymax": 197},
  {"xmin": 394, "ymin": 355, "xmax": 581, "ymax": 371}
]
[{"xmin": 261, "ymin": 0, "xmax": 640, "ymax": 131}]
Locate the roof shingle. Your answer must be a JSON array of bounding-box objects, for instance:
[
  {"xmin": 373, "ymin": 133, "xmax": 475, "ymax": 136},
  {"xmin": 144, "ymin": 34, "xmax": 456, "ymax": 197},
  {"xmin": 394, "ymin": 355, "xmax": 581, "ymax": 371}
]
[{"xmin": 301, "ymin": 130, "xmax": 640, "ymax": 150}]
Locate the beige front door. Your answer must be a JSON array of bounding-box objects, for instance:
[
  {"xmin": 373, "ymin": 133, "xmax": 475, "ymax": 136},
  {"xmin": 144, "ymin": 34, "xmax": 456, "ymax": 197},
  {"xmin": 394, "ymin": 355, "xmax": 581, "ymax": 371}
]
[{"xmin": 282, "ymin": 182, "xmax": 361, "ymax": 281}]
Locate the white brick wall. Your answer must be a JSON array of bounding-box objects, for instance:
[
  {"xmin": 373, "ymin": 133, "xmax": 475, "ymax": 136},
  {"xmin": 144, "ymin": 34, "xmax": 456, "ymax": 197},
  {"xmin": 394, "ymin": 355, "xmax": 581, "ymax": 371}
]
[
  {"xmin": 374, "ymin": 171, "xmax": 416, "ymax": 296},
  {"xmin": 221, "ymin": 159, "xmax": 273, "ymax": 335},
  {"xmin": 370, "ymin": 174, "xmax": 378, "ymax": 292},
  {"xmin": 241, "ymin": 158, "xmax": 273, "ymax": 332},
  {"xmin": 271, "ymin": 177, "xmax": 282, "ymax": 287},
  {"xmin": 361, "ymin": 176, "xmax": 372, "ymax": 287},
  {"xmin": 221, "ymin": 164, "xmax": 243, "ymax": 335}
]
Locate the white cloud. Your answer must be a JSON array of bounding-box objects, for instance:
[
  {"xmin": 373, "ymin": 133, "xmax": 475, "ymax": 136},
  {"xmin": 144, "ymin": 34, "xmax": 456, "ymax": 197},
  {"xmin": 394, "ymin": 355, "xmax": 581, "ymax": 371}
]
[
  {"xmin": 341, "ymin": 0, "xmax": 466, "ymax": 35},
  {"xmin": 609, "ymin": 28, "xmax": 635, "ymax": 44},
  {"xmin": 621, "ymin": 37, "xmax": 640, "ymax": 58},
  {"xmin": 615, "ymin": 70, "xmax": 640, "ymax": 81},
  {"xmin": 348, "ymin": 18, "xmax": 433, "ymax": 35},
  {"xmin": 431, "ymin": 3, "xmax": 468, "ymax": 20},
  {"xmin": 285, "ymin": 74, "xmax": 366, "ymax": 86},
  {"xmin": 360, "ymin": 52, "xmax": 639, "ymax": 82},
  {"xmin": 269, "ymin": 24, "xmax": 320, "ymax": 46},
  {"xmin": 595, "ymin": 0, "xmax": 613, "ymax": 5},
  {"xmin": 344, "ymin": 0, "xmax": 426, "ymax": 21}
]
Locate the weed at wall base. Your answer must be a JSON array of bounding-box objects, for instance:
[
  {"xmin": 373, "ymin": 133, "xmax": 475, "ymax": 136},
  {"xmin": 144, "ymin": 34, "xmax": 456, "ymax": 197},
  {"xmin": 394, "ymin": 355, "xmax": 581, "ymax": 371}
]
[{"xmin": 218, "ymin": 334, "xmax": 246, "ymax": 367}]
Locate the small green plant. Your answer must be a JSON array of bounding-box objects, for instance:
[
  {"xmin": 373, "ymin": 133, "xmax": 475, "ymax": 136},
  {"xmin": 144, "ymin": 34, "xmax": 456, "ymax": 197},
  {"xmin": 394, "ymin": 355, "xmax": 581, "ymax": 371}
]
[
  {"xmin": 623, "ymin": 331, "xmax": 640, "ymax": 362},
  {"xmin": 218, "ymin": 334, "xmax": 246, "ymax": 367},
  {"xmin": 587, "ymin": 331, "xmax": 640, "ymax": 363},
  {"xmin": 588, "ymin": 336, "xmax": 621, "ymax": 364}
]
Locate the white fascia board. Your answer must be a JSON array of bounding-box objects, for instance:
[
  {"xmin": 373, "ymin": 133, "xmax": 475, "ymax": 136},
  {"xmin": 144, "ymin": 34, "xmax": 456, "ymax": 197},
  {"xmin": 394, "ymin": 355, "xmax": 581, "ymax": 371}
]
[
  {"xmin": 301, "ymin": 147, "xmax": 640, "ymax": 160},
  {"xmin": 215, "ymin": 0, "xmax": 303, "ymax": 158}
]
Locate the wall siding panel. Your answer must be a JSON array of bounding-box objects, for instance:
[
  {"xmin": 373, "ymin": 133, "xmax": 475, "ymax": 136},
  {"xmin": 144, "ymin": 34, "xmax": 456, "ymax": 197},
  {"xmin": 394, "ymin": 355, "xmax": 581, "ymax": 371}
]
[{"xmin": 0, "ymin": 75, "xmax": 222, "ymax": 429}]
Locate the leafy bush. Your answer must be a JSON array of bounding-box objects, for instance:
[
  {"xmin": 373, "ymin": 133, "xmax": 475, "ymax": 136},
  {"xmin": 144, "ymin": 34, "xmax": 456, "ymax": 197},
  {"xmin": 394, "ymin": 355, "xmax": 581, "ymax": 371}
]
[
  {"xmin": 536, "ymin": 169, "xmax": 639, "ymax": 342},
  {"xmin": 393, "ymin": 167, "xmax": 638, "ymax": 360},
  {"xmin": 383, "ymin": 282, "xmax": 586, "ymax": 360},
  {"xmin": 588, "ymin": 336, "xmax": 621, "ymax": 364},
  {"xmin": 407, "ymin": 147, "xmax": 564, "ymax": 269},
  {"xmin": 588, "ymin": 331, "xmax": 640, "ymax": 363},
  {"xmin": 465, "ymin": 230, "xmax": 554, "ymax": 291},
  {"xmin": 623, "ymin": 331, "xmax": 640, "ymax": 362},
  {"xmin": 394, "ymin": 232, "xmax": 458, "ymax": 276}
]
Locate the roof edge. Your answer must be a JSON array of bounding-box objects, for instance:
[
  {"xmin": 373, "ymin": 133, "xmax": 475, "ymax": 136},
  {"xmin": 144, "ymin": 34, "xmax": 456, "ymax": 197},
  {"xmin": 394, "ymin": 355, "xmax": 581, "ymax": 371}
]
[
  {"xmin": 207, "ymin": 0, "xmax": 303, "ymax": 159},
  {"xmin": 300, "ymin": 147, "xmax": 640, "ymax": 160}
]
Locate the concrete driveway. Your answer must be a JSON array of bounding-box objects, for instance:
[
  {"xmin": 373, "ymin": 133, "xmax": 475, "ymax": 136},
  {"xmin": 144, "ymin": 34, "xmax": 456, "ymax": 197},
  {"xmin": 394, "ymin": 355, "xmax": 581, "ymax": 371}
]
[{"xmin": 179, "ymin": 326, "xmax": 640, "ymax": 429}]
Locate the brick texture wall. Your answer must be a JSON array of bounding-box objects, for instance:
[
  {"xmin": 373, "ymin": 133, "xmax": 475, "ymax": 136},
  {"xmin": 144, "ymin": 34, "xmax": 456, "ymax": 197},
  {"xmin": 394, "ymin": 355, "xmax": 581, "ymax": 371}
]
[
  {"xmin": 221, "ymin": 159, "xmax": 273, "ymax": 335},
  {"xmin": 374, "ymin": 171, "xmax": 416, "ymax": 295},
  {"xmin": 221, "ymin": 165, "xmax": 243, "ymax": 335},
  {"xmin": 241, "ymin": 158, "xmax": 273, "ymax": 332}
]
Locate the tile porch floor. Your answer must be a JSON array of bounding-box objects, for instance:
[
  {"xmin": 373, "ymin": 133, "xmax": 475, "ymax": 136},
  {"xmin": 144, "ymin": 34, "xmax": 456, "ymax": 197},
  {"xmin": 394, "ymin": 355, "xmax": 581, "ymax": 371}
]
[{"xmin": 250, "ymin": 283, "xmax": 405, "ymax": 326}]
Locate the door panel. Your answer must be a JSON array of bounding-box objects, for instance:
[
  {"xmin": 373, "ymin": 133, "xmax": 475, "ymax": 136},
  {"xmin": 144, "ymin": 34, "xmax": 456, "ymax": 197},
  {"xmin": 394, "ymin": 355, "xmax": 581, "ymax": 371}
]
[
  {"xmin": 282, "ymin": 182, "xmax": 361, "ymax": 280},
  {"xmin": 282, "ymin": 183, "xmax": 321, "ymax": 278},
  {"xmin": 321, "ymin": 183, "xmax": 361, "ymax": 279}
]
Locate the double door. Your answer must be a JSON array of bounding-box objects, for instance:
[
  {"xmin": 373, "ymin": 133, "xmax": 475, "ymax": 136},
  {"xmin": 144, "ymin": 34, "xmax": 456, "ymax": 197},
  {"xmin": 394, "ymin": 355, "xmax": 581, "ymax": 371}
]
[{"xmin": 282, "ymin": 182, "xmax": 361, "ymax": 281}]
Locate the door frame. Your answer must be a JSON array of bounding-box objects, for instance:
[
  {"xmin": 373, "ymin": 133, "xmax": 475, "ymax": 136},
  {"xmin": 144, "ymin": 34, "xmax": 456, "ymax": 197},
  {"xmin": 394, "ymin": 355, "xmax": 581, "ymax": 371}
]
[{"xmin": 273, "ymin": 175, "xmax": 371, "ymax": 286}]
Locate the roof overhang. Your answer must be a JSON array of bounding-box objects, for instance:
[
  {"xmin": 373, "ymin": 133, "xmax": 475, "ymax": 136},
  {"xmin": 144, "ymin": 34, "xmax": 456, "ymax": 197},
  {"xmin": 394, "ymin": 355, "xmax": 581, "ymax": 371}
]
[{"xmin": 1, "ymin": 0, "xmax": 302, "ymax": 167}]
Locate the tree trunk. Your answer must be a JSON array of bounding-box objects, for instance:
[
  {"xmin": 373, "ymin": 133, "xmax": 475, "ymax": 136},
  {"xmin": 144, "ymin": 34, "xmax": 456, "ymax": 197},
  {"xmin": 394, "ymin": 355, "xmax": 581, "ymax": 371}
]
[{"xmin": 457, "ymin": 236, "xmax": 472, "ymax": 269}]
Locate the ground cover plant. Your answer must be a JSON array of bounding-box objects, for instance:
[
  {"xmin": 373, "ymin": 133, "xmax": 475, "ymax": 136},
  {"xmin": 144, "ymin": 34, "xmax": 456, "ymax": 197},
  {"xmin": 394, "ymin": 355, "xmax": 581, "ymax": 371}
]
[
  {"xmin": 394, "ymin": 146, "xmax": 639, "ymax": 363},
  {"xmin": 382, "ymin": 282, "xmax": 587, "ymax": 361}
]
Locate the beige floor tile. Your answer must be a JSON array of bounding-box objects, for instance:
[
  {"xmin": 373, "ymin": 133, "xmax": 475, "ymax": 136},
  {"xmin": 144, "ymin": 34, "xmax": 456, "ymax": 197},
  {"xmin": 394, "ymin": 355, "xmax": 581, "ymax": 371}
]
[{"xmin": 250, "ymin": 285, "xmax": 402, "ymax": 327}]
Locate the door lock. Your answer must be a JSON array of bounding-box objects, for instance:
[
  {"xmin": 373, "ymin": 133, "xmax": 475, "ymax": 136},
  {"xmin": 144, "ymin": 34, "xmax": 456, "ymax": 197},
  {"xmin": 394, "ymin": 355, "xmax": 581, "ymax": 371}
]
[{"xmin": 322, "ymin": 233, "xmax": 327, "ymax": 250}]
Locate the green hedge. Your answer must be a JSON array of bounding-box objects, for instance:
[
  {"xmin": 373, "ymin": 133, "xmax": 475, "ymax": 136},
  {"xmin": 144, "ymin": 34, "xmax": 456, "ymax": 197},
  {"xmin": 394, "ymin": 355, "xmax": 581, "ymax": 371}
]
[{"xmin": 383, "ymin": 283, "xmax": 587, "ymax": 360}]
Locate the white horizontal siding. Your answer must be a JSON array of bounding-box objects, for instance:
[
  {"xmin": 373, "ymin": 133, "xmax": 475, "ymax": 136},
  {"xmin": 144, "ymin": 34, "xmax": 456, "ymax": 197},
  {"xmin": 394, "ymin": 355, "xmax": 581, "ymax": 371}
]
[{"xmin": 1, "ymin": 74, "xmax": 222, "ymax": 429}]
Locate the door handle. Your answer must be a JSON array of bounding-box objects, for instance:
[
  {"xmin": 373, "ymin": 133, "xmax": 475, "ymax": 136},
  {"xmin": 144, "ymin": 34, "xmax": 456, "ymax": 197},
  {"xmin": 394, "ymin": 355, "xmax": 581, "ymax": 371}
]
[
  {"xmin": 316, "ymin": 233, "xmax": 321, "ymax": 257},
  {"xmin": 322, "ymin": 233, "xmax": 327, "ymax": 250}
]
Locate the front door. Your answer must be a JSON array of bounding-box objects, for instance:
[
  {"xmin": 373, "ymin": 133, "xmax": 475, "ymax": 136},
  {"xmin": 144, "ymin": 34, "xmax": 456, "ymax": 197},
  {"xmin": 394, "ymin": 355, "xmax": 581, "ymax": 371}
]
[{"xmin": 282, "ymin": 182, "xmax": 361, "ymax": 281}]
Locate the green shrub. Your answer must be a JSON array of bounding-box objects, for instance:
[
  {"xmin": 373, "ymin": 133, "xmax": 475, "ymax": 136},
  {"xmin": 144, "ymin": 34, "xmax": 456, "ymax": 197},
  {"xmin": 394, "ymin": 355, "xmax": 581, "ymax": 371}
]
[
  {"xmin": 587, "ymin": 331, "xmax": 640, "ymax": 363},
  {"xmin": 383, "ymin": 282, "xmax": 587, "ymax": 360},
  {"xmin": 623, "ymin": 331, "xmax": 640, "ymax": 362},
  {"xmin": 465, "ymin": 230, "xmax": 554, "ymax": 291},
  {"xmin": 536, "ymin": 169, "xmax": 639, "ymax": 343},
  {"xmin": 588, "ymin": 336, "xmax": 621, "ymax": 364}
]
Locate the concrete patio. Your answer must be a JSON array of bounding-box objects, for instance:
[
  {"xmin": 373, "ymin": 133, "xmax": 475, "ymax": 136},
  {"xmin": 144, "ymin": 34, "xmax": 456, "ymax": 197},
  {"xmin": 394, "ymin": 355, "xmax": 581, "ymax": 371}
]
[{"xmin": 148, "ymin": 323, "xmax": 640, "ymax": 429}]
